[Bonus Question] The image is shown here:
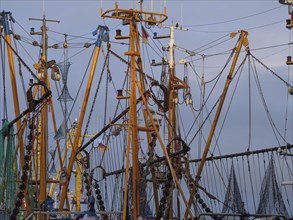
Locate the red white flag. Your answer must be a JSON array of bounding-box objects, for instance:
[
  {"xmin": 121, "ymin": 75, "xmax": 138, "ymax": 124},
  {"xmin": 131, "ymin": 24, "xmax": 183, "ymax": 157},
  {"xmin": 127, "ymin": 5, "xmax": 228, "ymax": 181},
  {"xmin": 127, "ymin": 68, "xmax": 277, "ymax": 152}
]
[{"xmin": 141, "ymin": 26, "xmax": 149, "ymax": 44}]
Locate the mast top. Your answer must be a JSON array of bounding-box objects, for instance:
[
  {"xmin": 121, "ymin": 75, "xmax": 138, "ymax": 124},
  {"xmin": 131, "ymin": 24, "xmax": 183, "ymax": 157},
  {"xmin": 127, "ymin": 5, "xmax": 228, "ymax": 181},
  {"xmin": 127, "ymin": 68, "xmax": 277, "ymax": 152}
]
[{"xmin": 101, "ymin": 2, "xmax": 167, "ymax": 24}]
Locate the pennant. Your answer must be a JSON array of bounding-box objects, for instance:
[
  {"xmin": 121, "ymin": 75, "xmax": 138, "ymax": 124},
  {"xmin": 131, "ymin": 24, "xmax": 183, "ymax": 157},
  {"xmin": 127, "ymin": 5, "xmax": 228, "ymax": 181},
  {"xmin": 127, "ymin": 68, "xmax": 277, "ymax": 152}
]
[
  {"xmin": 54, "ymin": 120, "xmax": 66, "ymax": 141},
  {"xmin": 141, "ymin": 26, "xmax": 149, "ymax": 44},
  {"xmin": 98, "ymin": 143, "xmax": 109, "ymax": 151}
]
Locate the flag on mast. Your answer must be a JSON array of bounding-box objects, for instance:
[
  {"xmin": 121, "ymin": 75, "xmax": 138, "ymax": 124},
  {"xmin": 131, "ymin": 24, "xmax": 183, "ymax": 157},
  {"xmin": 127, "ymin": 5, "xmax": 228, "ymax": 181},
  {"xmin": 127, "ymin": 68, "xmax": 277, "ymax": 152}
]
[{"xmin": 141, "ymin": 26, "xmax": 149, "ymax": 44}]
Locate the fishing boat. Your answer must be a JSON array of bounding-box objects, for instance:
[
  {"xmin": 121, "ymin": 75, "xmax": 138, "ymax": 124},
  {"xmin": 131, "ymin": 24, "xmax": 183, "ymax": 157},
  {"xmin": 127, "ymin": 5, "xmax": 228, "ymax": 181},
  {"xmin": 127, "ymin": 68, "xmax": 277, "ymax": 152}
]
[{"xmin": 0, "ymin": 1, "xmax": 292, "ymax": 219}]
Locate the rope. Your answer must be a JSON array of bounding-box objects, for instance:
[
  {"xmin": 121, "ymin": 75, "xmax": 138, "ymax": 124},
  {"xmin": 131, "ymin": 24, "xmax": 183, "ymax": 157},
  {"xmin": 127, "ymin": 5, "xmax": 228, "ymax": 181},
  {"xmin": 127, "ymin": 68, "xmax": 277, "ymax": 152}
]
[
  {"xmin": 80, "ymin": 48, "xmax": 109, "ymax": 148},
  {"xmin": 0, "ymin": 35, "xmax": 8, "ymax": 121},
  {"xmin": 250, "ymin": 53, "xmax": 291, "ymax": 87},
  {"xmin": 0, "ymin": 34, "xmax": 40, "ymax": 82}
]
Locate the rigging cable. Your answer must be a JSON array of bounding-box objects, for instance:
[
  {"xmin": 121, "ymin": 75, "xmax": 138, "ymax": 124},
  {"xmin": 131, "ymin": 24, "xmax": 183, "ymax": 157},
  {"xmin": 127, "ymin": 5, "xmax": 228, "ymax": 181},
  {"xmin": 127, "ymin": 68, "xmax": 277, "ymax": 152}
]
[
  {"xmin": 251, "ymin": 56, "xmax": 285, "ymax": 145},
  {"xmin": 185, "ymin": 42, "xmax": 237, "ymax": 144},
  {"xmin": 0, "ymin": 32, "xmax": 8, "ymax": 121},
  {"xmin": 185, "ymin": 5, "xmax": 283, "ymax": 27}
]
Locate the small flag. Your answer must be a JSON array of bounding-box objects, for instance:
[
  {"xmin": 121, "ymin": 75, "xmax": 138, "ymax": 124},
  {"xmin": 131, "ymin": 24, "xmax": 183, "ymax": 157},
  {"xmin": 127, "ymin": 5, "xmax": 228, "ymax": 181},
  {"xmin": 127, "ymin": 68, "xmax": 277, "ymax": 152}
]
[
  {"xmin": 98, "ymin": 143, "xmax": 109, "ymax": 151},
  {"xmin": 54, "ymin": 120, "xmax": 66, "ymax": 141},
  {"xmin": 141, "ymin": 26, "xmax": 149, "ymax": 44}
]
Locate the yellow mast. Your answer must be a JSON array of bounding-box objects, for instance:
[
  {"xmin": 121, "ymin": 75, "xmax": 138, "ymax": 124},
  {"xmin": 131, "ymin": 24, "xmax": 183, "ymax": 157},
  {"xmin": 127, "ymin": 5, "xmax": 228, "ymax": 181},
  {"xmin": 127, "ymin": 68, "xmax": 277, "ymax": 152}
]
[
  {"xmin": 101, "ymin": 3, "xmax": 167, "ymax": 219},
  {"xmin": 29, "ymin": 15, "xmax": 60, "ymax": 207},
  {"xmin": 0, "ymin": 11, "xmax": 31, "ymax": 213},
  {"xmin": 184, "ymin": 30, "xmax": 249, "ymax": 219},
  {"xmin": 58, "ymin": 25, "xmax": 109, "ymax": 210}
]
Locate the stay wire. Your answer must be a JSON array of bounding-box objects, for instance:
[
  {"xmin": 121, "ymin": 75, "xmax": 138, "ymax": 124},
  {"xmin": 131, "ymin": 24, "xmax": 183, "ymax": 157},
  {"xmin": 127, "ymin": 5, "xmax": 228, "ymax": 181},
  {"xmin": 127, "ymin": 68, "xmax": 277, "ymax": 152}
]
[
  {"xmin": 0, "ymin": 35, "xmax": 8, "ymax": 121},
  {"xmin": 184, "ymin": 5, "xmax": 282, "ymax": 27},
  {"xmin": 251, "ymin": 56, "xmax": 286, "ymax": 145}
]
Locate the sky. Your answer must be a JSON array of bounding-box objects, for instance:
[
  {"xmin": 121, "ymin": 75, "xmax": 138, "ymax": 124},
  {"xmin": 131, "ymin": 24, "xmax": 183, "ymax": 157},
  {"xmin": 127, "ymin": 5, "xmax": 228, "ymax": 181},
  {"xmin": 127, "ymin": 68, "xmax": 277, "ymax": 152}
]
[
  {"xmin": 0, "ymin": 0, "xmax": 292, "ymax": 216},
  {"xmin": 0, "ymin": 1, "xmax": 292, "ymax": 157}
]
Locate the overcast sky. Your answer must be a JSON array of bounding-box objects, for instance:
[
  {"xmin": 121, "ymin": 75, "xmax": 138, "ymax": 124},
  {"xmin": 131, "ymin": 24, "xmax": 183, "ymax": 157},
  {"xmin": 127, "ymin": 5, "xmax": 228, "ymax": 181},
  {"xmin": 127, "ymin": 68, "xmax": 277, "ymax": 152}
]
[{"xmin": 1, "ymin": 0, "xmax": 293, "ymax": 154}]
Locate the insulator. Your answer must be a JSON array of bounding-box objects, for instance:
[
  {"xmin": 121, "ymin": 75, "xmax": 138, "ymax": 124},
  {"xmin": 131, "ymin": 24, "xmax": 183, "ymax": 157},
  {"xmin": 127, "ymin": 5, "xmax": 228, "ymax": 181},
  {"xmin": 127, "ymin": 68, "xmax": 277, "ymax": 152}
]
[
  {"xmin": 24, "ymin": 155, "xmax": 30, "ymax": 161},
  {"xmin": 37, "ymin": 71, "xmax": 45, "ymax": 80},
  {"xmin": 15, "ymin": 199, "xmax": 22, "ymax": 207},
  {"xmin": 27, "ymin": 134, "xmax": 33, "ymax": 140},
  {"xmin": 205, "ymin": 207, "xmax": 211, "ymax": 212},
  {"xmin": 83, "ymin": 172, "xmax": 87, "ymax": 177},
  {"xmin": 23, "ymin": 163, "xmax": 29, "ymax": 171},
  {"xmin": 198, "ymin": 198, "xmax": 203, "ymax": 204},
  {"xmin": 13, "ymin": 208, "xmax": 19, "ymax": 215},
  {"xmin": 96, "ymin": 195, "xmax": 102, "ymax": 200},
  {"xmin": 17, "ymin": 192, "xmax": 24, "ymax": 199},
  {"xmin": 25, "ymin": 145, "xmax": 32, "ymax": 151},
  {"xmin": 86, "ymin": 192, "xmax": 92, "ymax": 197},
  {"xmin": 84, "ymin": 43, "xmax": 91, "ymax": 48},
  {"xmin": 163, "ymin": 188, "xmax": 169, "ymax": 196},
  {"xmin": 21, "ymin": 174, "xmax": 28, "ymax": 182},
  {"xmin": 94, "ymin": 184, "xmax": 100, "ymax": 189},
  {"xmin": 195, "ymin": 193, "xmax": 200, "ymax": 199},
  {"xmin": 100, "ymin": 206, "xmax": 105, "ymax": 211},
  {"xmin": 86, "ymin": 185, "xmax": 91, "ymax": 190},
  {"xmin": 29, "ymin": 123, "xmax": 36, "ymax": 129},
  {"xmin": 202, "ymin": 203, "xmax": 207, "ymax": 209},
  {"xmin": 19, "ymin": 183, "xmax": 26, "ymax": 191},
  {"xmin": 157, "ymin": 211, "xmax": 163, "ymax": 218},
  {"xmin": 160, "ymin": 196, "xmax": 166, "ymax": 204},
  {"xmin": 95, "ymin": 189, "xmax": 101, "ymax": 195},
  {"xmin": 84, "ymin": 179, "xmax": 88, "ymax": 184},
  {"xmin": 98, "ymin": 200, "xmax": 104, "ymax": 206},
  {"xmin": 165, "ymin": 182, "xmax": 171, "ymax": 189}
]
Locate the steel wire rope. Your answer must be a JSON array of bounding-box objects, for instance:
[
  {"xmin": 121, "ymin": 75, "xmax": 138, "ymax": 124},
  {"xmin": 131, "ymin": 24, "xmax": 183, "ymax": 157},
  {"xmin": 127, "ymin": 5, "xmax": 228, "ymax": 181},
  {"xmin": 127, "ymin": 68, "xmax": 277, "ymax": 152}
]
[
  {"xmin": 246, "ymin": 155, "xmax": 257, "ymax": 212},
  {"xmin": 148, "ymin": 27, "xmax": 168, "ymax": 58},
  {"xmin": 257, "ymin": 154, "xmax": 263, "ymax": 195},
  {"xmin": 252, "ymin": 155, "xmax": 261, "ymax": 205},
  {"xmin": 236, "ymin": 157, "xmax": 245, "ymax": 210},
  {"xmin": 98, "ymin": 55, "xmax": 131, "ymax": 167},
  {"xmin": 65, "ymin": 47, "xmax": 95, "ymax": 131},
  {"xmin": 185, "ymin": 44, "xmax": 236, "ymax": 145},
  {"xmin": 209, "ymin": 160, "xmax": 218, "ymax": 211},
  {"xmin": 250, "ymin": 52, "xmax": 292, "ymax": 87},
  {"xmin": 15, "ymin": 37, "xmax": 38, "ymax": 63},
  {"xmin": 187, "ymin": 20, "xmax": 283, "ymax": 34},
  {"xmin": 251, "ymin": 56, "xmax": 287, "ymax": 145},
  {"xmin": 241, "ymin": 156, "xmax": 249, "ymax": 212},
  {"xmin": 274, "ymin": 150, "xmax": 292, "ymax": 216},
  {"xmin": 0, "ymin": 34, "xmax": 8, "ymax": 121},
  {"xmin": 211, "ymin": 55, "xmax": 248, "ymax": 156},
  {"xmin": 0, "ymin": 34, "xmax": 40, "ymax": 87},
  {"xmin": 185, "ymin": 5, "xmax": 283, "ymax": 27},
  {"xmin": 219, "ymin": 158, "xmax": 240, "ymax": 213},
  {"xmin": 80, "ymin": 48, "xmax": 109, "ymax": 151},
  {"xmin": 187, "ymin": 33, "xmax": 231, "ymax": 57}
]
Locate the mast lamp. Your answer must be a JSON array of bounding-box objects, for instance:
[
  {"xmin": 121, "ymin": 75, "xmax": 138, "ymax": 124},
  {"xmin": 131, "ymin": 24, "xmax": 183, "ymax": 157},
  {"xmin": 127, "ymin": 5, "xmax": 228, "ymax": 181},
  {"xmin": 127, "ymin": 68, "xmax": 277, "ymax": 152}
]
[{"xmin": 279, "ymin": 0, "xmax": 293, "ymax": 4}]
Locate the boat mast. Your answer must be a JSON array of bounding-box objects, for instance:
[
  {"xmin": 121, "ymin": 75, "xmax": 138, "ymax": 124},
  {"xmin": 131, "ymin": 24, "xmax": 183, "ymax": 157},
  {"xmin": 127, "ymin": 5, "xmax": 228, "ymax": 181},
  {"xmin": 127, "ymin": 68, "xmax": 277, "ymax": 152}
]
[
  {"xmin": 29, "ymin": 15, "xmax": 60, "ymax": 207},
  {"xmin": 184, "ymin": 30, "xmax": 249, "ymax": 219},
  {"xmin": 0, "ymin": 11, "xmax": 30, "ymax": 213},
  {"xmin": 58, "ymin": 25, "xmax": 109, "ymax": 210},
  {"xmin": 101, "ymin": 3, "xmax": 167, "ymax": 219}
]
